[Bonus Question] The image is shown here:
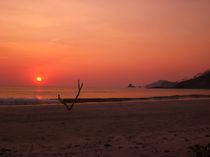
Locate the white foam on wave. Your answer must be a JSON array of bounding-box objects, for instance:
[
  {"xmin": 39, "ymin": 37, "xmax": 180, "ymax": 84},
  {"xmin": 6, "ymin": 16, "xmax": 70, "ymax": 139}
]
[{"xmin": 0, "ymin": 98, "xmax": 58, "ymax": 105}]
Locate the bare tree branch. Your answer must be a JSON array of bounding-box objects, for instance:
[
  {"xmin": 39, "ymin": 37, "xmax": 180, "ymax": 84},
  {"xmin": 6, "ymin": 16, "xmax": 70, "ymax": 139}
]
[
  {"xmin": 58, "ymin": 80, "xmax": 83, "ymax": 111},
  {"xmin": 58, "ymin": 94, "xmax": 70, "ymax": 110}
]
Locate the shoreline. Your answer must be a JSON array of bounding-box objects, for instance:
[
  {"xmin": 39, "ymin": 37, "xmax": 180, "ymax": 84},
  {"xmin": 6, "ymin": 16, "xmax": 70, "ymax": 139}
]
[
  {"xmin": 0, "ymin": 94, "xmax": 210, "ymax": 106},
  {"xmin": 57, "ymin": 94, "xmax": 210, "ymax": 103}
]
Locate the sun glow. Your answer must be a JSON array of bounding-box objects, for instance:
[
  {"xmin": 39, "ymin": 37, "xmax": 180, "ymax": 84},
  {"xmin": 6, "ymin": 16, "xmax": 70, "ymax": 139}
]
[{"xmin": 36, "ymin": 76, "xmax": 42, "ymax": 82}]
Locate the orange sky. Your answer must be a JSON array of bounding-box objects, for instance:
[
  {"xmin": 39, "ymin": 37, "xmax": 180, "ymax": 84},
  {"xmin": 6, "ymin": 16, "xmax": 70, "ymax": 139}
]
[{"xmin": 0, "ymin": 0, "xmax": 210, "ymax": 87}]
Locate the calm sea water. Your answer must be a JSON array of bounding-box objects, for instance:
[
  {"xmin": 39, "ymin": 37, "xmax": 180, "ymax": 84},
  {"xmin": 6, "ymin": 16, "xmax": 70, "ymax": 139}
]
[
  {"xmin": 0, "ymin": 86, "xmax": 210, "ymax": 105},
  {"xmin": 0, "ymin": 86, "xmax": 210, "ymax": 99}
]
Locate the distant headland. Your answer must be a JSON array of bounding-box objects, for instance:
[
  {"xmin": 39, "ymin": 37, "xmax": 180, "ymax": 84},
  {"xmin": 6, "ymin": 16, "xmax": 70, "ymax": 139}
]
[{"xmin": 146, "ymin": 70, "xmax": 210, "ymax": 89}]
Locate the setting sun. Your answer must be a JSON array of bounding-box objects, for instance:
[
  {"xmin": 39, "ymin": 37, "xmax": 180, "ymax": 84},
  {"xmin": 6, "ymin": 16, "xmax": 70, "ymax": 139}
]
[{"xmin": 36, "ymin": 76, "xmax": 43, "ymax": 82}]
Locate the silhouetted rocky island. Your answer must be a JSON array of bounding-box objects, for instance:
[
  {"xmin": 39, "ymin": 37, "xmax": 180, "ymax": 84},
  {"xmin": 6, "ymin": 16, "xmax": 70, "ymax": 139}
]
[{"xmin": 128, "ymin": 83, "xmax": 135, "ymax": 88}]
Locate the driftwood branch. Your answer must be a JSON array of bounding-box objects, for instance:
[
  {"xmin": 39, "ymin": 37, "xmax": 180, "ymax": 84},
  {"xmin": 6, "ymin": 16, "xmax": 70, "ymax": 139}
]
[{"xmin": 58, "ymin": 80, "xmax": 83, "ymax": 111}]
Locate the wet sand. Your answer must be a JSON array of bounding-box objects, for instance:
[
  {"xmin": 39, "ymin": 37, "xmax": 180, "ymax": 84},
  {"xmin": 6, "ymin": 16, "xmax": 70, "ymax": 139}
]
[{"xmin": 0, "ymin": 99, "xmax": 210, "ymax": 157}]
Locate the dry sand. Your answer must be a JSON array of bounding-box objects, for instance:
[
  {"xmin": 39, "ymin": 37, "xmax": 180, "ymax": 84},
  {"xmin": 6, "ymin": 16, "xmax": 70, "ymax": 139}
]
[{"xmin": 0, "ymin": 99, "xmax": 210, "ymax": 157}]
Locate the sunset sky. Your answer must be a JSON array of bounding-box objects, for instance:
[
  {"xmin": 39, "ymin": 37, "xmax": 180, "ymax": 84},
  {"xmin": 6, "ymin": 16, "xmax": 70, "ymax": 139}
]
[{"xmin": 0, "ymin": 0, "xmax": 210, "ymax": 87}]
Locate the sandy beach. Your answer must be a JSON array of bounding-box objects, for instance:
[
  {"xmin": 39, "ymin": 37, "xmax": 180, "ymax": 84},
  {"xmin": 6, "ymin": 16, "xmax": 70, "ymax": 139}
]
[{"xmin": 0, "ymin": 99, "xmax": 210, "ymax": 157}]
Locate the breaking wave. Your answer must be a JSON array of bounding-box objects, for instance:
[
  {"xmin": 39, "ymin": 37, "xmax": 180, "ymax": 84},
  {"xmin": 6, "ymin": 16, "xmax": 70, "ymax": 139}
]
[
  {"xmin": 0, "ymin": 98, "xmax": 58, "ymax": 105},
  {"xmin": 0, "ymin": 94, "xmax": 210, "ymax": 106}
]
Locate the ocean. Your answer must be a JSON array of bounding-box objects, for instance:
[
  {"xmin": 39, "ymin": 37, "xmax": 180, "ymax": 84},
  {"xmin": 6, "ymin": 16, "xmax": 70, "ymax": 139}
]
[{"xmin": 0, "ymin": 86, "xmax": 210, "ymax": 105}]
